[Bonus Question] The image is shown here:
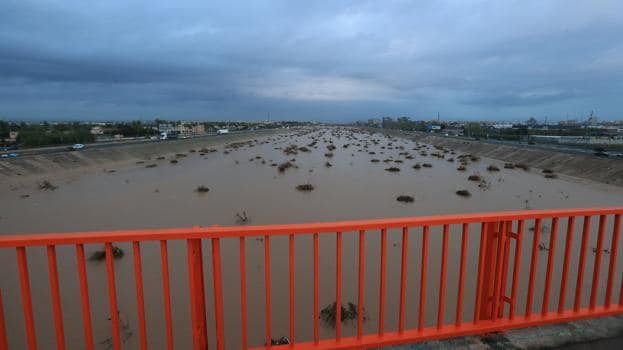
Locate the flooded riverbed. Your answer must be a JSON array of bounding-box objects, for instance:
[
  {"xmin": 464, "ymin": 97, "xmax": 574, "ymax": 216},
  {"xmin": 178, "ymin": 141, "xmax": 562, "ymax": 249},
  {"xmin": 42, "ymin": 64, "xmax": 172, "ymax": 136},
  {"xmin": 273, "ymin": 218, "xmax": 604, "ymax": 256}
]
[{"xmin": 1, "ymin": 127, "xmax": 622, "ymax": 349}]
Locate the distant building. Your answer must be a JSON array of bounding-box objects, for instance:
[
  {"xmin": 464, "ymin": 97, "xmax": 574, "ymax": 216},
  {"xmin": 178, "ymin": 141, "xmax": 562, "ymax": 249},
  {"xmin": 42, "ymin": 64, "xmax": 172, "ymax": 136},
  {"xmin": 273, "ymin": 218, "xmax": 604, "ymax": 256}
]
[
  {"xmin": 443, "ymin": 128, "xmax": 463, "ymax": 136},
  {"xmin": 492, "ymin": 123, "xmax": 514, "ymax": 129},
  {"xmin": 426, "ymin": 124, "xmax": 442, "ymax": 132},
  {"xmin": 367, "ymin": 118, "xmax": 382, "ymax": 127},
  {"xmin": 10, "ymin": 131, "xmax": 19, "ymax": 142},
  {"xmin": 382, "ymin": 117, "xmax": 393, "ymax": 128},
  {"xmin": 90, "ymin": 126, "xmax": 104, "ymax": 135},
  {"xmin": 158, "ymin": 123, "xmax": 175, "ymax": 134},
  {"xmin": 588, "ymin": 115, "xmax": 599, "ymax": 126}
]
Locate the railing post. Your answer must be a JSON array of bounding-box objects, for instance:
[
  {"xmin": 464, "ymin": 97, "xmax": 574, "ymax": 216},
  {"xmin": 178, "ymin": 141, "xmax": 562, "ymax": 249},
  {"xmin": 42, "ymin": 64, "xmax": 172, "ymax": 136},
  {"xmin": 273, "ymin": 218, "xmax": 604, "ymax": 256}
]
[
  {"xmin": 477, "ymin": 221, "xmax": 504, "ymax": 321},
  {"xmin": 187, "ymin": 238, "xmax": 208, "ymax": 350}
]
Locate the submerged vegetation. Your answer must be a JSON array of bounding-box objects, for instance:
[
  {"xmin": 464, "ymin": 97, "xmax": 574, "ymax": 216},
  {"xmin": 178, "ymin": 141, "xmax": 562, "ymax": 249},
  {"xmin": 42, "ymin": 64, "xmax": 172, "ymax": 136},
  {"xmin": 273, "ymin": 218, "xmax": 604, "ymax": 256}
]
[
  {"xmin": 456, "ymin": 189, "xmax": 471, "ymax": 197},
  {"xmin": 296, "ymin": 184, "xmax": 315, "ymax": 191},
  {"xmin": 38, "ymin": 180, "xmax": 58, "ymax": 191},
  {"xmin": 396, "ymin": 195, "xmax": 414, "ymax": 203},
  {"xmin": 195, "ymin": 185, "xmax": 210, "ymax": 193},
  {"xmin": 319, "ymin": 302, "xmax": 365, "ymax": 328},
  {"xmin": 89, "ymin": 245, "xmax": 125, "ymax": 261}
]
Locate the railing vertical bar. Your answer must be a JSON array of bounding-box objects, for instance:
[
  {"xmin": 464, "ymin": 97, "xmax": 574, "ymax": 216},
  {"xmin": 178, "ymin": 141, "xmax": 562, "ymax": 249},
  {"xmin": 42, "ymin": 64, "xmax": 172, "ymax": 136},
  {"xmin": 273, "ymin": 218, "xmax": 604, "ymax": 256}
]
[
  {"xmin": 47, "ymin": 245, "xmax": 66, "ymax": 350},
  {"xmin": 456, "ymin": 223, "xmax": 468, "ymax": 326},
  {"xmin": 491, "ymin": 222, "xmax": 508, "ymax": 321},
  {"xmin": 76, "ymin": 244, "xmax": 94, "ymax": 350},
  {"xmin": 498, "ymin": 221, "xmax": 513, "ymax": 318},
  {"xmin": 336, "ymin": 232, "xmax": 343, "ymax": 341},
  {"xmin": 132, "ymin": 242, "xmax": 148, "ymax": 350},
  {"xmin": 289, "ymin": 234, "xmax": 295, "ymax": 344},
  {"xmin": 542, "ymin": 217, "xmax": 559, "ymax": 315},
  {"xmin": 525, "ymin": 218, "xmax": 541, "ymax": 318},
  {"xmin": 418, "ymin": 226, "xmax": 429, "ymax": 332},
  {"xmin": 437, "ymin": 224, "xmax": 449, "ymax": 329},
  {"xmin": 16, "ymin": 247, "xmax": 37, "ymax": 350},
  {"xmin": 398, "ymin": 227, "xmax": 409, "ymax": 333},
  {"xmin": 575, "ymin": 216, "xmax": 592, "ymax": 311},
  {"xmin": 474, "ymin": 223, "xmax": 488, "ymax": 324},
  {"xmin": 105, "ymin": 243, "xmax": 121, "ymax": 350},
  {"xmin": 212, "ymin": 237, "xmax": 225, "ymax": 350},
  {"xmin": 313, "ymin": 233, "xmax": 319, "ymax": 345},
  {"xmin": 589, "ymin": 215, "xmax": 607, "ymax": 310},
  {"xmin": 558, "ymin": 217, "xmax": 575, "ymax": 314},
  {"xmin": 264, "ymin": 235, "xmax": 272, "ymax": 348},
  {"xmin": 378, "ymin": 228, "xmax": 387, "ymax": 335},
  {"xmin": 160, "ymin": 240, "xmax": 174, "ymax": 350},
  {"xmin": 239, "ymin": 237, "xmax": 248, "ymax": 350},
  {"xmin": 509, "ymin": 220, "xmax": 525, "ymax": 320},
  {"xmin": 357, "ymin": 230, "xmax": 365, "ymax": 339},
  {"xmin": 186, "ymin": 238, "xmax": 207, "ymax": 350},
  {"xmin": 0, "ymin": 289, "xmax": 8, "ymax": 350},
  {"xmin": 605, "ymin": 214, "xmax": 621, "ymax": 308}
]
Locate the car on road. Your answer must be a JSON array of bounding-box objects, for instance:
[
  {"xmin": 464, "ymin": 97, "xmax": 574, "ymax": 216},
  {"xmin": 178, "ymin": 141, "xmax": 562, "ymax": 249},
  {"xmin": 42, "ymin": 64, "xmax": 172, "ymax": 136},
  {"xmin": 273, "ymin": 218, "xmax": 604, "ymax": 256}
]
[
  {"xmin": 72, "ymin": 143, "xmax": 85, "ymax": 150},
  {"xmin": 217, "ymin": 129, "xmax": 229, "ymax": 135},
  {"xmin": 1, "ymin": 152, "xmax": 19, "ymax": 158}
]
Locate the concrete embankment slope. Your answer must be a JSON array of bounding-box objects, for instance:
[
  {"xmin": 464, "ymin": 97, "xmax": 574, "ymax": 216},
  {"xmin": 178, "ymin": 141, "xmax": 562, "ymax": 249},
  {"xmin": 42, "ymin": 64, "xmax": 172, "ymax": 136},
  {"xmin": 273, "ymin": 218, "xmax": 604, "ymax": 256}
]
[
  {"xmin": 0, "ymin": 129, "xmax": 286, "ymax": 179},
  {"xmin": 400, "ymin": 132, "xmax": 623, "ymax": 187}
]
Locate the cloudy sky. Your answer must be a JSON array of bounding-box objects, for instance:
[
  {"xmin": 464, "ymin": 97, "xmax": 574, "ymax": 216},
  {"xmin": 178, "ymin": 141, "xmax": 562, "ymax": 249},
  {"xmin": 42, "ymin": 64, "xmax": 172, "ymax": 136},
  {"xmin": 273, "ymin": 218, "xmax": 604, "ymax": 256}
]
[{"xmin": 1, "ymin": 0, "xmax": 622, "ymax": 121}]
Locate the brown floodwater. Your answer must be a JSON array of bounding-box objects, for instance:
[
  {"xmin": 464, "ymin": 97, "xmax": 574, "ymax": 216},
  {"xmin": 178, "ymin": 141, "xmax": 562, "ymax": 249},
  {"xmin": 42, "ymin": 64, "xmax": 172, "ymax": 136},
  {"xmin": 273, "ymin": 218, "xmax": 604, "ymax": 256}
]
[{"xmin": 1, "ymin": 127, "xmax": 622, "ymax": 349}]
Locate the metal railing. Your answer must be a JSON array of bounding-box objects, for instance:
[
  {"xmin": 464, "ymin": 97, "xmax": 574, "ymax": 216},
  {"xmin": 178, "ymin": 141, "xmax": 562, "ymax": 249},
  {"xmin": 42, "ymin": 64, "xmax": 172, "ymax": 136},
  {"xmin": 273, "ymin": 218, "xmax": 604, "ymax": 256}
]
[{"xmin": 0, "ymin": 207, "xmax": 622, "ymax": 349}]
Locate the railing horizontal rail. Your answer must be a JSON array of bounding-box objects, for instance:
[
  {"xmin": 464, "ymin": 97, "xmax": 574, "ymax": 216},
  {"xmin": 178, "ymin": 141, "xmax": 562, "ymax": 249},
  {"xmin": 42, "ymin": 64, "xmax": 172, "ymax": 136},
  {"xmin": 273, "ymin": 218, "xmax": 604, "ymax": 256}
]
[{"xmin": 1, "ymin": 207, "xmax": 622, "ymax": 247}]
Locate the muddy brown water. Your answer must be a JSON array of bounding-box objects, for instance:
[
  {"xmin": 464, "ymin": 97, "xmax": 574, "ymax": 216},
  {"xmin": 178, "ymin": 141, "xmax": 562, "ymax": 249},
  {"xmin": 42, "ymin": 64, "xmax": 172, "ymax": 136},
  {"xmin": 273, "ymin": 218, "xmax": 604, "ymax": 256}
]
[{"xmin": 1, "ymin": 128, "xmax": 622, "ymax": 349}]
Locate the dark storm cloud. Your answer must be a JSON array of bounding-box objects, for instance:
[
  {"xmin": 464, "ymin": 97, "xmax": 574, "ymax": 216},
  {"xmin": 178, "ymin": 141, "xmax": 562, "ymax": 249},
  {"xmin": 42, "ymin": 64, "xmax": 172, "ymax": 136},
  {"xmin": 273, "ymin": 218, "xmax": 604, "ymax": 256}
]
[{"xmin": 1, "ymin": 0, "xmax": 622, "ymax": 121}]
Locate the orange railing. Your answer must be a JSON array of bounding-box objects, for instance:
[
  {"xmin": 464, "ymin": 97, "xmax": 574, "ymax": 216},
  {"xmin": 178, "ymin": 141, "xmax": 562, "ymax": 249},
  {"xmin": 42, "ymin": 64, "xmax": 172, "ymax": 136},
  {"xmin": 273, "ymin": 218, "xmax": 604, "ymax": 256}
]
[{"xmin": 0, "ymin": 207, "xmax": 622, "ymax": 349}]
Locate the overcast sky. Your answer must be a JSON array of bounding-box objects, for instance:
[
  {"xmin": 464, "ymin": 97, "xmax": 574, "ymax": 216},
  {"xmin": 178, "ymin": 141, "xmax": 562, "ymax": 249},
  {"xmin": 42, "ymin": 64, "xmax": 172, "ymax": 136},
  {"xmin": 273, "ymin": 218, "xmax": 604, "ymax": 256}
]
[{"xmin": 1, "ymin": 0, "xmax": 622, "ymax": 122}]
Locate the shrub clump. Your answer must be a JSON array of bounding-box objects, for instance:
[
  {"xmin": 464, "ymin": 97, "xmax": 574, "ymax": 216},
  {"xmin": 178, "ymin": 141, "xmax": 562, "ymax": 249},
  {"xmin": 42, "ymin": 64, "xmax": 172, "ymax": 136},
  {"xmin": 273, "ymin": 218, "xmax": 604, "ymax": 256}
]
[
  {"xmin": 384, "ymin": 167, "xmax": 400, "ymax": 172},
  {"xmin": 515, "ymin": 163, "xmax": 529, "ymax": 171},
  {"xmin": 324, "ymin": 152, "xmax": 334, "ymax": 158},
  {"xmin": 542, "ymin": 168, "xmax": 554, "ymax": 174},
  {"xmin": 88, "ymin": 245, "xmax": 124, "ymax": 261},
  {"xmin": 319, "ymin": 302, "xmax": 364, "ymax": 328},
  {"xmin": 504, "ymin": 163, "xmax": 515, "ymax": 169},
  {"xmin": 278, "ymin": 161, "xmax": 294, "ymax": 173},
  {"xmin": 487, "ymin": 165, "xmax": 500, "ymax": 172},
  {"xmin": 412, "ymin": 163, "xmax": 421, "ymax": 169},
  {"xmin": 195, "ymin": 185, "xmax": 210, "ymax": 193},
  {"xmin": 544, "ymin": 173, "xmax": 558, "ymax": 179},
  {"xmin": 468, "ymin": 174, "xmax": 481, "ymax": 181},
  {"xmin": 456, "ymin": 190, "xmax": 471, "ymax": 197},
  {"xmin": 422, "ymin": 163, "xmax": 432, "ymax": 168},
  {"xmin": 457, "ymin": 165, "xmax": 467, "ymax": 171},
  {"xmin": 296, "ymin": 184, "xmax": 314, "ymax": 191},
  {"xmin": 396, "ymin": 195, "xmax": 414, "ymax": 203},
  {"xmin": 38, "ymin": 180, "xmax": 58, "ymax": 191}
]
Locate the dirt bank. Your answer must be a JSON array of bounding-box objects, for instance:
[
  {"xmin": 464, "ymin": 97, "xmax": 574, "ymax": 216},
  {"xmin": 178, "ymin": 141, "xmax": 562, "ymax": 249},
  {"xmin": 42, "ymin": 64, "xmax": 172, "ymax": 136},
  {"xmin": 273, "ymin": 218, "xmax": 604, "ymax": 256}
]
[
  {"xmin": 374, "ymin": 129, "xmax": 623, "ymax": 187},
  {"xmin": 0, "ymin": 129, "xmax": 289, "ymax": 180}
]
